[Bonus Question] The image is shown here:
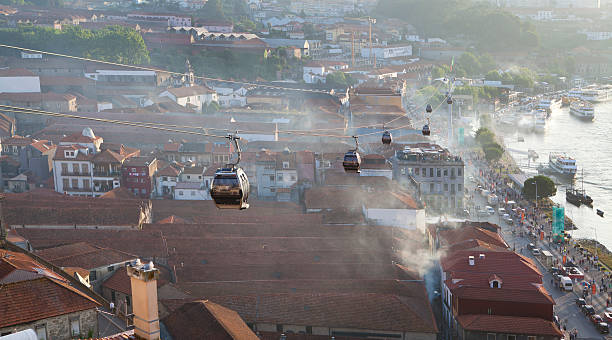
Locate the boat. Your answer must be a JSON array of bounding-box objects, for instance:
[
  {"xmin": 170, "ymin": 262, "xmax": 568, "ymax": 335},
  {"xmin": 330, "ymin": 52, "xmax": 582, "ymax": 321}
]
[
  {"xmin": 597, "ymin": 209, "xmax": 604, "ymax": 217},
  {"xmin": 534, "ymin": 111, "xmax": 547, "ymax": 133},
  {"xmin": 578, "ymin": 169, "xmax": 593, "ymax": 206},
  {"xmin": 566, "ymin": 187, "xmax": 582, "ymax": 207},
  {"xmin": 570, "ymin": 100, "xmax": 595, "ymax": 121},
  {"xmin": 536, "ymin": 97, "xmax": 562, "ymax": 113},
  {"xmin": 580, "ymin": 85, "xmax": 612, "ymax": 103},
  {"xmin": 561, "ymin": 96, "xmax": 576, "ymax": 107},
  {"xmin": 548, "ymin": 153, "xmax": 577, "ymax": 179}
]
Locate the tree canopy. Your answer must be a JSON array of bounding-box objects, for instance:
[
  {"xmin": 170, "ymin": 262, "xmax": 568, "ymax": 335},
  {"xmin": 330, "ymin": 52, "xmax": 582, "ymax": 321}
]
[
  {"xmin": 475, "ymin": 127, "xmax": 504, "ymax": 163},
  {"xmin": 325, "ymin": 72, "xmax": 354, "ymax": 88},
  {"xmin": 0, "ymin": 25, "xmax": 149, "ymax": 64},
  {"xmin": 523, "ymin": 176, "xmax": 556, "ymax": 200},
  {"xmin": 374, "ymin": 0, "xmax": 539, "ymax": 52}
]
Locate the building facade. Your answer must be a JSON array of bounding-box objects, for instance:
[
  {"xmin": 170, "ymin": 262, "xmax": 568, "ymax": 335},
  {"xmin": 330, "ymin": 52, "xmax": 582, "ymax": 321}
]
[{"xmin": 121, "ymin": 156, "xmax": 159, "ymax": 198}]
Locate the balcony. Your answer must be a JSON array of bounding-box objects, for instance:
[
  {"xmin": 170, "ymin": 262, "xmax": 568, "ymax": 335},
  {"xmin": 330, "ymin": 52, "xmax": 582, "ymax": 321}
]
[
  {"xmin": 93, "ymin": 171, "xmax": 121, "ymax": 178},
  {"xmin": 64, "ymin": 187, "xmax": 93, "ymax": 193},
  {"xmin": 61, "ymin": 171, "xmax": 91, "ymax": 177}
]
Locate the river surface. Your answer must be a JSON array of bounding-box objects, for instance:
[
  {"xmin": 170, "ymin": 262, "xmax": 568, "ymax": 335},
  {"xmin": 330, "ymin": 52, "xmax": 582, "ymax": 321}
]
[{"xmin": 500, "ymin": 101, "xmax": 612, "ymax": 249}]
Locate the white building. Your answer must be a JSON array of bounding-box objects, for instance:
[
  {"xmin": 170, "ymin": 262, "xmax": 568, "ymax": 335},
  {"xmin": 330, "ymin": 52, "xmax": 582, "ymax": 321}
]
[
  {"xmin": 159, "ymin": 85, "xmax": 218, "ymax": 112},
  {"xmin": 127, "ymin": 13, "xmax": 191, "ymax": 26},
  {"xmin": 582, "ymin": 31, "xmax": 612, "ymax": 41},
  {"xmin": 363, "ymin": 191, "xmax": 426, "ymax": 231},
  {"xmin": 393, "ymin": 144, "xmax": 465, "ymax": 213},
  {"xmin": 209, "ymin": 83, "xmax": 249, "ymax": 107},
  {"xmin": 303, "ymin": 63, "xmax": 327, "ymax": 84},
  {"xmin": 361, "ymin": 45, "xmax": 413, "ymax": 60},
  {"xmin": 155, "ymin": 163, "xmax": 182, "ymax": 197},
  {"xmin": 0, "ymin": 68, "xmax": 41, "ymax": 93},
  {"xmin": 174, "ymin": 182, "xmax": 210, "ymax": 200}
]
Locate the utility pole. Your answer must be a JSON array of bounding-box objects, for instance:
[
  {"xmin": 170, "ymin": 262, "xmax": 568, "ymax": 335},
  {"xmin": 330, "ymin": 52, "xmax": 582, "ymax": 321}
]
[
  {"xmin": 351, "ymin": 31, "xmax": 355, "ymax": 68},
  {"xmin": 368, "ymin": 17, "xmax": 373, "ymax": 68}
]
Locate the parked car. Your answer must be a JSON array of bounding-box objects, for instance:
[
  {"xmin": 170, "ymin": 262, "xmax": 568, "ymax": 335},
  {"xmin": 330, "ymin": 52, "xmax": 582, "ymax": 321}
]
[
  {"xmin": 603, "ymin": 312, "xmax": 612, "ymax": 323},
  {"xmin": 598, "ymin": 322, "xmax": 610, "ymax": 334},
  {"xmin": 532, "ymin": 248, "xmax": 541, "ymax": 255},
  {"xmin": 575, "ymin": 298, "xmax": 587, "ymax": 307},
  {"xmin": 582, "ymin": 304, "xmax": 596, "ymax": 316},
  {"xmin": 486, "ymin": 206, "xmax": 495, "ymax": 215},
  {"xmin": 550, "ymin": 267, "xmax": 561, "ymax": 275},
  {"xmin": 527, "ymin": 243, "xmax": 535, "ymax": 250},
  {"xmin": 591, "ymin": 314, "xmax": 604, "ymax": 325},
  {"xmin": 553, "ymin": 315, "xmax": 560, "ymax": 328}
]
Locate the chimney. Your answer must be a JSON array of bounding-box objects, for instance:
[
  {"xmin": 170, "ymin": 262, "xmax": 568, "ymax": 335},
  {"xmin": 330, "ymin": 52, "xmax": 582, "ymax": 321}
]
[
  {"xmin": 468, "ymin": 256, "xmax": 475, "ymax": 266},
  {"xmin": 479, "ymin": 254, "xmax": 485, "ymax": 260},
  {"xmin": 127, "ymin": 259, "xmax": 160, "ymax": 340}
]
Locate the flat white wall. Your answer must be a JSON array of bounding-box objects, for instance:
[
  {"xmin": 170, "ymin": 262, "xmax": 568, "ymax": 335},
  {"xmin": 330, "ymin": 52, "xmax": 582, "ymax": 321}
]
[
  {"xmin": 365, "ymin": 208, "xmax": 426, "ymax": 231},
  {"xmin": 0, "ymin": 77, "xmax": 40, "ymax": 93}
]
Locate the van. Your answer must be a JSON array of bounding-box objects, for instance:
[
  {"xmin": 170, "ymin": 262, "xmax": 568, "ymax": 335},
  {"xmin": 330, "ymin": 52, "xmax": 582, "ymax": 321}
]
[
  {"xmin": 560, "ymin": 276, "xmax": 573, "ymax": 291},
  {"xmin": 486, "ymin": 206, "xmax": 495, "ymax": 215}
]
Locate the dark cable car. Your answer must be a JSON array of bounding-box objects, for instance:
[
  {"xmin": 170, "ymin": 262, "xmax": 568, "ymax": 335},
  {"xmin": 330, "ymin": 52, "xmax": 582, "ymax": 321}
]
[
  {"xmin": 426, "ymin": 104, "xmax": 432, "ymax": 113},
  {"xmin": 422, "ymin": 118, "xmax": 431, "ymax": 136},
  {"xmin": 381, "ymin": 125, "xmax": 392, "ymax": 145},
  {"xmin": 447, "ymin": 95, "xmax": 453, "ymax": 105},
  {"xmin": 210, "ymin": 135, "xmax": 250, "ymax": 210},
  {"xmin": 343, "ymin": 136, "xmax": 361, "ymax": 173}
]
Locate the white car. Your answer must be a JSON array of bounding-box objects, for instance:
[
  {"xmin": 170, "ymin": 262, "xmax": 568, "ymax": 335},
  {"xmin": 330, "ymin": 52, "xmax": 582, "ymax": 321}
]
[
  {"xmin": 532, "ymin": 248, "xmax": 541, "ymax": 255},
  {"xmin": 486, "ymin": 206, "xmax": 495, "ymax": 215}
]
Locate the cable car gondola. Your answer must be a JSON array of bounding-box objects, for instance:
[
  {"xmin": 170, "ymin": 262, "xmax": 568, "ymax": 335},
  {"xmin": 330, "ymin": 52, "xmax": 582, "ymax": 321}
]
[
  {"xmin": 343, "ymin": 136, "xmax": 361, "ymax": 173},
  {"xmin": 447, "ymin": 95, "xmax": 453, "ymax": 105},
  {"xmin": 210, "ymin": 135, "xmax": 250, "ymax": 210},
  {"xmin": 422, "ymin": 118, "xmax": 431, "ymax": 136},
  {"xmin": 426, "ymin": 104, "xmax": 433, "ymax": 113},
  {"xmin": 381, "ymin": 125, "xmax": 392, "ymax": 145}
]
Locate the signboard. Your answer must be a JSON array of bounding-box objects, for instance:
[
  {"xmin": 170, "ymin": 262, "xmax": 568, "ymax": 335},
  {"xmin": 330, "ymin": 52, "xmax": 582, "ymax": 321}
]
[
  {"xmin": 458, "ymin": 127, "xmax": 464, "ymax": 145},
  {"xmin": 552, "ymin": 206, "xmax": 565, "ymax": 242}
]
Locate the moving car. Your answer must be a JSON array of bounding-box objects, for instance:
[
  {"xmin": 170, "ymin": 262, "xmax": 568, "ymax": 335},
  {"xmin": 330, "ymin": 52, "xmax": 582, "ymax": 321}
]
[
  {"xmin": 591, "ymin": 314, "xmax": 604, "ymax": 325},
  {"xmin": 598, "ymin": 322, "xmax": 610, "ymax": 334},
  {"xmin": 560, "ymin": 276, "xmax": 573, "ymax": 291},
  {"xmin": 576, "ymin": 298, "xmax": 586, "ymax": 307},
  {"xmin": 603, "ymin": 312, "xmax": 612, "ymax": 323},
  {"xmin": 486, "ymin": 206, "xmax": 495, "ymax": 215},
  {"xmin": 532, "ymin": 248, "xmax": 541, "ymax": 255},
  {"xmin": 582, "ymin": 304, "xmax": 596, "ymax": 316}
]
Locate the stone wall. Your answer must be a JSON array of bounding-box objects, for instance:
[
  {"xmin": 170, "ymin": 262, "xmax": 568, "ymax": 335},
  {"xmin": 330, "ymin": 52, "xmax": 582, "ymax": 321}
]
[{"xmin": 0, "ymin": 308, "xmax": 98, "ymax": 340}]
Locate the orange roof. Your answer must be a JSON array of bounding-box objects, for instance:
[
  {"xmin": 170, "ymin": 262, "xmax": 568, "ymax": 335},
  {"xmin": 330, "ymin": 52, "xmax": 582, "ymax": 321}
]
[
  {"xmin": 0, "ymin": 250, "xmax": 100, "ymax": 328},
  {"xmin": 157, "ymin": 215, "xmax": 191, "ymax": 224},
  {"xmin": 457, "ymin": 314, "xmax": 562, "ymax": 336},
  {"xmin": 99, "ymin": 187, "xmax": 137, "ymax": 200},
  {"xmin": 36, "ymin": 242, "xmax": 137, "ymax": 270},
  {"xmin": 162, "ymin": 300, "xmax": 260, "ymax": 340}
]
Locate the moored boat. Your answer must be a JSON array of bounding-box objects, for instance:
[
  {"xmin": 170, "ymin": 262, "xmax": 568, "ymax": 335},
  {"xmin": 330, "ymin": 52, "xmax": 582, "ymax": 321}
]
[{"xmin": 570, "ymin": 100, "xmax": 595, "ymax": 121}]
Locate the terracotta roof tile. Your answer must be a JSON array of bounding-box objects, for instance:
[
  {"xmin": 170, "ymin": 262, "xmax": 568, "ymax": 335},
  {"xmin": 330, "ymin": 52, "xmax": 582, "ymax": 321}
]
[
  {"xmin": 99, "ymin": 187, "xmax": 137, "ymax": 200},
  {"xmin": 456, "ymin": 314, "xmax": 562, "ymax": 336},
  {"xmin": 162, "ymin": 300, "xmax": 260, "ymax": 340},
  {"xmin": 157, "ymin": 215, "xmax": 191, "ymax": 224},
  {"xmin": 0, "ymin": 250, "xmax": 100, "ymax": 328},
  {"xmin": 36, "ymin": 242, "xmax": 137, "ymax": 270}
]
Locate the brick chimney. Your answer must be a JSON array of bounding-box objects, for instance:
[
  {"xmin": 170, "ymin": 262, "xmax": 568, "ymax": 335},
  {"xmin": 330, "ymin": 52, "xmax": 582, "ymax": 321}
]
[{"xmin": 127, "ymin": 259, "xmax": 160, "ymax": 340}]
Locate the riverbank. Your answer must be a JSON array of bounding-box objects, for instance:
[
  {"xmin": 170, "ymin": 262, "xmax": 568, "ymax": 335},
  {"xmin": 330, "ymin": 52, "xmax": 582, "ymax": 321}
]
[{"xmin": 577, "ymin": 239, "xmax": 612, "ymax": 275}]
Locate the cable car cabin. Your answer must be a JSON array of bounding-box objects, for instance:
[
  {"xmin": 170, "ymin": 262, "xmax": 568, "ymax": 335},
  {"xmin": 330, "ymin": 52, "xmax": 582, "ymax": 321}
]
[
  {"xmin": 210, "ymin": 167, "xmax": 250, "ymax": 209},
  {"xmin": 382, "ymin": 130, "xmax": 392, "ymax": 144},
  {"xmin": 343, "ymin": 151, "xmax": 361, "ymax": 173},
  {"xmin": 422, "ymin": 124, "xmax": 431, "ymax": 136},
  {"xmin": 426, "ymin": 104, "xmax": 433, "ymax": 113}
]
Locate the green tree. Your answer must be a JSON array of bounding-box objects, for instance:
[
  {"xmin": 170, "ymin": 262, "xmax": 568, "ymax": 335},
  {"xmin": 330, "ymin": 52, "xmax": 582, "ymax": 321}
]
[
  {"xmin": 522, "ymin": 175, "xmax": 556, "ymax": 200},
  {"xmin": 485, "ymin": 70, "xmax": 502, "ymax": 81},
  {"xmin": 431, "ymin": 65, "xmax": 449, "ymax": 79},
  {"xmin": 326, "ymin": 71, "xmax": 354, "ymax": 88},
  {"xmin": 457, "ymin": 52, "xmax": 481, "ymax": 76},
  {"xmin": 475, "ymin": 127, "xmax": 495, "ymax": 144},
  {"xmin": 199, "ymin": 0, "xmax": 226, "ymax": 21},
  {"xmin": 483, "ymin": 143, "xmax": 504, "ymax": 163}
]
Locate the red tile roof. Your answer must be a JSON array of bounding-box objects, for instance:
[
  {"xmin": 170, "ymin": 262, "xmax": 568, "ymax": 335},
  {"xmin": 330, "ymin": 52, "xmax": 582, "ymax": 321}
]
[
  {"xmin": 456, "ymin": 314, "xmax": 562, "ymax": 336},
  {"xmin": 2, "ymin": 135, "xmax": 34, "ymax": 146},
  {"xmin": 0, "ymin": 68, "xmax": 36, "ymax": 76},
  {"xmin": 29, "ymin": 139, "xmax": 54, "ymax": 153},
  {"xmin": 438, "ymin": 226, "xmax": 508, "ymax": 250},
  {"xmin": 166, "ymin": 293, "xmax": 438, "ymax": 334},
  {"xmin": 92, "ymin": 149, "xmax": 125, "ymax": 163},
  {"xmin": 163, "ymin": 85, "xmax": 215, "ymax": 98},
  {"xmin": 60, "ymin": 131, "xmax": 102, "ymax": 143},
  {"xmin": 162, "ymin": 300, "xmax": 260, "ymax": 340},
  {"xmin": 35, "ymin": 242, "xmax": 137, "ymax": 270},
  {"xmin": 0, "ymin": 250, "xmax": 100, "ymax": 328},
  {"xmin": 157, "ymin": 215, "xmax": 191, "ymax": 224}
]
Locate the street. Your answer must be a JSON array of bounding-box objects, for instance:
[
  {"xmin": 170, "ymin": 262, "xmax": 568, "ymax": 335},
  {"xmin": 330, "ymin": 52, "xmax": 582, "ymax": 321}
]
[{"xmin": 464, "ymin": 162, "xmax": 608, "ymax": 339}]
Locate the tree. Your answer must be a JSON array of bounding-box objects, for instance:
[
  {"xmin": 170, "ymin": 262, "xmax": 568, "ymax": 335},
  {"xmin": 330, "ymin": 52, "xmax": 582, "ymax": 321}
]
[
  {"xmin": 457, "ymin": 52, "xmax": 481, "ymax": 76},
  {"xmin": 475, "ymin": 127, "xmax": 494, "ymax": 144},
  {"xmin": 522, "ymin": 175, "xmax": 556, "ymax": 200},
  {"xmin": 483, "ymin": 142, "xmax": 504, "ymax": 163},
  {"xmin": 198, "ymin": 0, "xmax": 225, "ymax": 21},
  {"xmin": 326, "ymin": 72, "xmax": 353, "ymax": 88}
]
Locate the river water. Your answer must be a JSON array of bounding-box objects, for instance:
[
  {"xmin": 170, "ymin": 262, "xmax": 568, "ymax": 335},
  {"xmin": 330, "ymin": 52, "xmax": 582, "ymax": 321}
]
[{"xmin": 500, "ymin": 101, "xmax": 612, "ymax": 249}]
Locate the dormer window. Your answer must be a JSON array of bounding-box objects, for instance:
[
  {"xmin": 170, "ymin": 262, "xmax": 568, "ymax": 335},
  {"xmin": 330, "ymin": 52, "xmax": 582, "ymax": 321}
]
[
  {"xmin": 488, "ymin": 274, "xmax": 502, "ymax": 288},
  {"xmin": 491, "ymin": 280, "xmax": 500, "ymax": 288},
  {"xmin": 283, "ymin": 161, "xmax": 289, "ymax": 169}
]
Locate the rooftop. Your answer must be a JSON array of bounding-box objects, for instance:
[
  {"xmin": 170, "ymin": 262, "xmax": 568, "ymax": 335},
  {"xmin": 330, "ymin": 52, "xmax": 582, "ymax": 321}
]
[
  {"xmin": 35, "ymin": 242, "xmax": 137, "ymax": 270},
  {"xmin": 456, "ymin": 314, "xmax": 562, "ymax": 337}
]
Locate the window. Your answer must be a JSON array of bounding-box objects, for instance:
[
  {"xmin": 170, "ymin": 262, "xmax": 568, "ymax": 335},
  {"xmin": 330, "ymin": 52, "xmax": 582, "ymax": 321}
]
[
  {"xmin": 290, "ymin": 175, "xmax": 296, "ymax": 181},
  {"xmin": 111, "ymin": 290, "xmax": 116, "ymax": 302},
  {"xmin": 458, "ymin": 168, "xmax": 462, "ymax": 176},
  {"xmin": 429, "ymin": 183, "xmax": 434, "ymax": 192},
  {"xmin": 458, "ymin": 184, "xmax": 463, "ymax": 191},
  {"xmin": 198, "ymin": 176, "xmax": 202, "ymax": 179},
  {"xmin": 429, "ymin": 168, "xmax": 434, "ymax": 177},
  {"xmin": 269, "ymin": 175, "xmax": 275, "ymax": 181},
  {"xmin": 437, "ymin": 168, "xmax": 441, "ymax": 177},
  {"xmin": 107, "ymin": 265, "xmax": 114, "ymax": 272},
  {"xmin": 283, "ymin": 161, "xmax": 289, "ymax": 169},
  {"xmin": 89, "ymin": 270, "xmax": 97, "ymax": 281},
  {"xmin": 62, "ymin": 178, "xmax": 69, "ymax": 189},
  {"xmin": 35, "ymin": 325, "xmax": 47, "ymax": 340},
  {"xmin": 451, "ymin": 168, "xmax": 455, "ymax": 177},
  {"xmin": 444, "ymin": 184, "xmax": 448, "ymax": 191},
  {"xmin": 277, "ymin": 174, "xmax": 283, "ymax": 181},
  {"xmin": 507, "ymin": 336, "xmax": 516, "ymax": 340},
  {"xmin": 70, "ymin": 318, "xmax": 80, "ymax": 337},
  {"xmin": 72, "ymin": 163, "xmax": 79, "ymax": 173},
  {"xmin": 71, "ymin": 179, "xmax": 78, "ymax": 188},
  {"xmin": 306, "ymin": 326, "xmax": 312, "ymax": 334},
  {"xmin": 443, "ymin": 169, "xmax": 448, "ymax": 176},
  {"xmin": 450, "ymin": 184, "xmax": 455, "ymax": 192},
  {"xmin": 276, "ymin": 325, "xmax": 283, "ymax": 332},
  {"xmin": 527, "ymin": 337, "xmax": 536, "ymax": 340},
  {"xmin": 83, "ymin": 179, "xmax": 90, "ymax": 189},
  {"xmin": 187, "ymin": 175, "xmax": 191, "ymax": 179},
  {"xmin": 125, "ymin": 296, "xmax": 131, "ymax": 306},
  {"xmin": 162, "ymin": 177, "xmax": 168, "ymax": 181},
  {"xmin": 61, "ymin": 163, "xmax": 68, "ymax": 174},
  {"xmin": 82, "ymin": 164, "xmax": 89, "ymax": 174},
  {"xmin": 487, "ymin": 334, "xmax": 496, "ymax": 340},
  {"xmin": 415, "ymin": 168, "xmax": 419, "ymax": 175},
  {"xmin": 179, "ymin": 191, "xmax": 184, "ymax": 196}
]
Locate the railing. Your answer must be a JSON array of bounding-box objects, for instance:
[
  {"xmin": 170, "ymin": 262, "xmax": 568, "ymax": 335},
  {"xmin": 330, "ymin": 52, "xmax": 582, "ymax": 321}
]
[
  {"xmin": 61, "ymin": 171, "xmax": 91, "ymax": 176},
  {"xmin": 64, "ymin": 187, "xmax": 92, "ymax": 192},
  {"xmin": 93, "ymin": 171, "xmax": 121, "ymax": 177}
]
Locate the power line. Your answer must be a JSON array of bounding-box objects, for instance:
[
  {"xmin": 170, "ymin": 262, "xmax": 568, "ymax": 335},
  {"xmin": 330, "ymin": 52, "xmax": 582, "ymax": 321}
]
[{"xmin": 0, "ymin": 43, "xmax": 331, "ymax": 94}]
